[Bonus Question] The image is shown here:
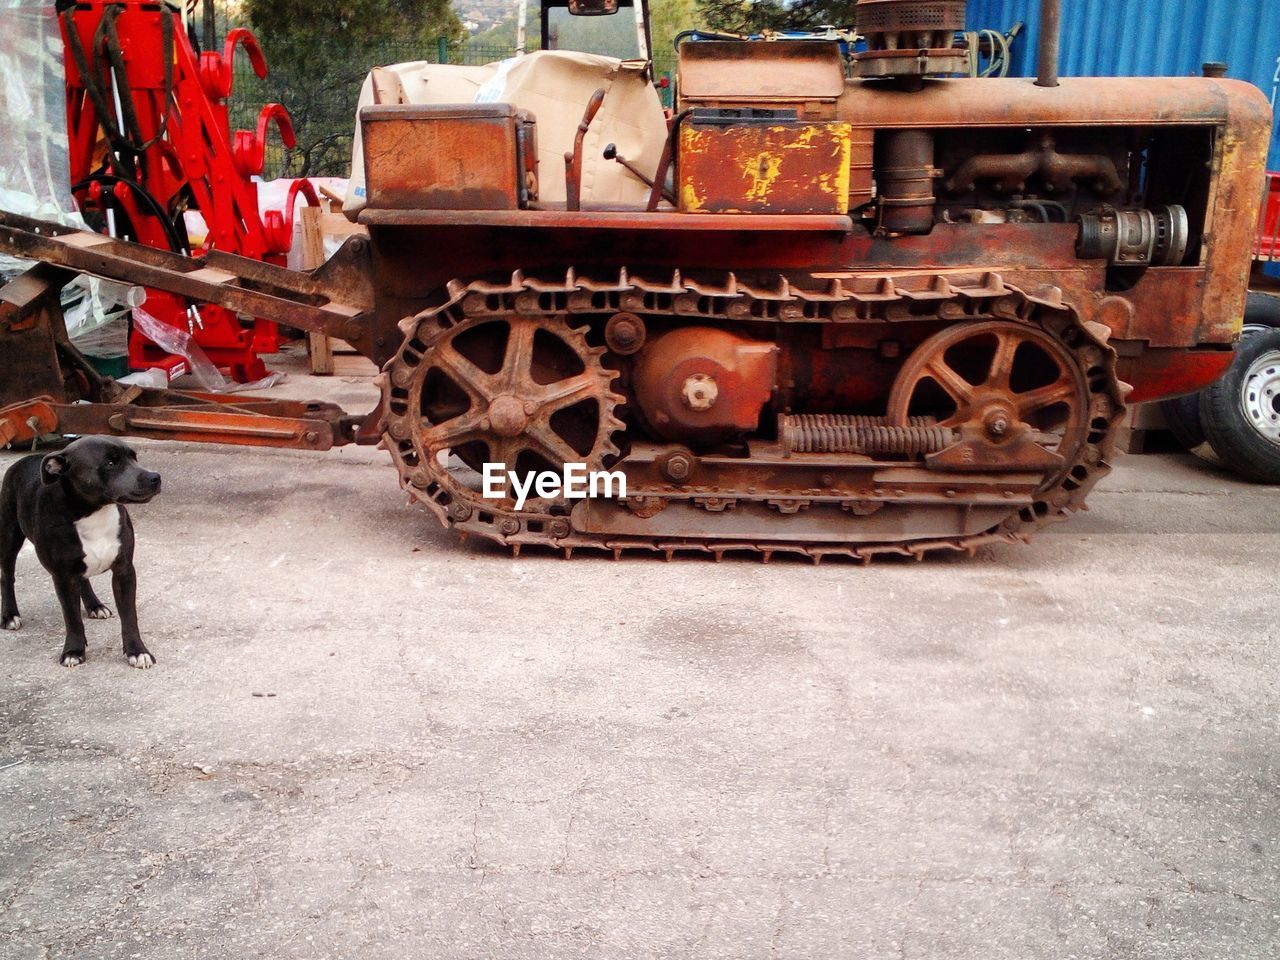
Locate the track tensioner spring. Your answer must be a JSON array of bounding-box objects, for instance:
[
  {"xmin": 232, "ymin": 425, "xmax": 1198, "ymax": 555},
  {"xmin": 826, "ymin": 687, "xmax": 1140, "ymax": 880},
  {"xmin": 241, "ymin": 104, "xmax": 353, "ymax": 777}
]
[{"xmin": 779, "ymin": 413, "xmax": 953, "ymax": 456}]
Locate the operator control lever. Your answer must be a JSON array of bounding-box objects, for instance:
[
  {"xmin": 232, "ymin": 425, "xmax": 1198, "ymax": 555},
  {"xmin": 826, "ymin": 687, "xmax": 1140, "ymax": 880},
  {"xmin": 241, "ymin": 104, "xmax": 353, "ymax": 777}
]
[
  {"xmin": 564, "ymin": 88, "xmax": 606, "ymax": 212},
  {"xmin": 604, "ymin": 143, "xmax": 676, "ymax": 205},
  {"xmin": 603, "ymin": 143, "xmax": 655, "ymax": 188}
]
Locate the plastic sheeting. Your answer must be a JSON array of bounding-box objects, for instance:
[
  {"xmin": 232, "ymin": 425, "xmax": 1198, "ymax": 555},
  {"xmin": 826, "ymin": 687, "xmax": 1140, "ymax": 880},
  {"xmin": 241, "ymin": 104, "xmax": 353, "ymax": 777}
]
[
  {"xmin": 0, "ymin": 0, "xmax": 75, "ymax": 222},
  {"xmin": 131, "ymin": 307, "xmax": 287, "ymax": 393},
  {"xmin": 0, "ymin": 0, "xmax": 140, "ymax": 353}
]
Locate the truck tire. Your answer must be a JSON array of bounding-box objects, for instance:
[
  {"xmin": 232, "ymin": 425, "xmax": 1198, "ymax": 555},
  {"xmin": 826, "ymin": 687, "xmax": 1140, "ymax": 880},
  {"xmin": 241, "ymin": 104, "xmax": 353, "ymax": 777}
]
[
  {"xmin": 1200, "ymin": 326, "xmax": 1280, "ymax": 482},
  {"xmin": 1244, "ymin": 291, "xmax": 1280, "ymax": 327},
  {"xmin": 1159, "ymin": 391, "xmax": 1206, "ymax": 449},
  {"xmin": 1158, "ymin": 295, "xmax": 1280, "ymax": 453}
]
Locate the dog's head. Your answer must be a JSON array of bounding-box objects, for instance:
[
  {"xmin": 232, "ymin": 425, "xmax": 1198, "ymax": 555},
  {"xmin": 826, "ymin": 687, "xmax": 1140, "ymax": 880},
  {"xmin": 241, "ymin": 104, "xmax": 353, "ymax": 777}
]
[{"xmin": 42, "ymin": 438, "xmax": 162, "ymax": 506}]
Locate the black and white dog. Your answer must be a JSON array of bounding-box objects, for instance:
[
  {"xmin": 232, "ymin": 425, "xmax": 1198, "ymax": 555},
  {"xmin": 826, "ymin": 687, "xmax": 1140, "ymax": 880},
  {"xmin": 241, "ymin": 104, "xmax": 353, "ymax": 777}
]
[{"xmin": 0, "ymin": 437, "xmax": 161, "ymax": 668}]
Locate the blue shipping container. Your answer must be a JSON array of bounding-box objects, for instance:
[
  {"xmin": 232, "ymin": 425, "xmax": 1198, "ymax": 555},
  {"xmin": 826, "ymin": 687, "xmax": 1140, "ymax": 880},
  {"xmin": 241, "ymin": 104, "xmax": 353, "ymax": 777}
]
[{"xmin": 966, "ymin": 0, "xmax": 1280, "ymax": 168}]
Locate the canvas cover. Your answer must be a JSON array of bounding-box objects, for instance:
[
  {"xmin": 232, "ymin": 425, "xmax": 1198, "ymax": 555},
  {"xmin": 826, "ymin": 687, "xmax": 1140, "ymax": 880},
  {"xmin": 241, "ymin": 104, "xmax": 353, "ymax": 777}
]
[{"xmin": 344, "ymin": 50, "xmax": 667, "ymax": 216}]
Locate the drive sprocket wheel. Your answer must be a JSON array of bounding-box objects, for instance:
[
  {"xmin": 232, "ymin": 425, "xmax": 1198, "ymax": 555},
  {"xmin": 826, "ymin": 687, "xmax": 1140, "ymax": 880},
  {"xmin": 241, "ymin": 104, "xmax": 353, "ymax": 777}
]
[{"xmin": 384, "ymin": 313, "xmax": 623, "ymax": 512}]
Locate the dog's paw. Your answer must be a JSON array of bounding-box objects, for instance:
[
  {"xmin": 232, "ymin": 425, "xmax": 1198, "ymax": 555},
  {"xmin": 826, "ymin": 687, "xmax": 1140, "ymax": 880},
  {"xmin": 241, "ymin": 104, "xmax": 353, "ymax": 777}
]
[
  {"xmin": 127, "ymin": 652, "xmax": 155, "ymax": 670},
  {"xmin": 86, "ymin": 605, "xmax": 113, "ymax": 620},
  {"xmin": 2, "ymin": 615, "xmax": 20, "ymax": 631},
  {"xmin": 60, "ymin": 651, "xmax": 85, "ymax": 668}
]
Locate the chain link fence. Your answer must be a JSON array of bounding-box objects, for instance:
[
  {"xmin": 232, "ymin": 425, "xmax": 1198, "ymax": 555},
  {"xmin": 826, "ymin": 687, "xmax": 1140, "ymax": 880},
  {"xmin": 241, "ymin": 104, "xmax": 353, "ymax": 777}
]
[{"xmin": 226, "ymin": 35, "xmax": 676, "ymax": 180}]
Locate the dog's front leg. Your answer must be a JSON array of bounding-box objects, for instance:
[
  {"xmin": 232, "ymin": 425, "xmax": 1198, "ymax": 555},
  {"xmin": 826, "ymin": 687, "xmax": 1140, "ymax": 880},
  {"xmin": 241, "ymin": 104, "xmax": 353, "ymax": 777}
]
[
  {"xmin": 80, "ymin": 578, "xmax": 113, "ymax": 619},
  {"xmin": 52, "ymin": 574, "xmax": 88, "ymax": 667},
  {"xmin": 112, "ymin": 565, "xmax": 154, "ymax": 669}
]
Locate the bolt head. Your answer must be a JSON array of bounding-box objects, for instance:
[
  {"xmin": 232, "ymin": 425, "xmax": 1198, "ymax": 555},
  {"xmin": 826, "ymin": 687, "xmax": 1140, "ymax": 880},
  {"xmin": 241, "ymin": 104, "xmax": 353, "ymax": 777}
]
[
  {"xmin": 680, "ymin": 373, "xmax": 718, "ymax": 412},
  {"xmin": 605, "ymin": 313, "xmax": 646, "ymax": 355},
  {"xmin": 487, "ymin": 396, "xmax": 528, "ymax": 438},
  {"xmin": 612, "ymin": 321, "xmax": 638, "ymax": 346},
  {"xmin": 663, "ymin": 453, "xmax": 693, "ymax": 483}
]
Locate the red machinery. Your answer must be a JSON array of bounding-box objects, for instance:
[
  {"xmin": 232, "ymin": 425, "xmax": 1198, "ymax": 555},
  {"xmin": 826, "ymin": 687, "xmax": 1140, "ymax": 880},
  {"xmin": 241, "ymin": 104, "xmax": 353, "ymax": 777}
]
[
  {"xmin": 1257, "ymin": 172, "xmax": 1280, "ymax": 262},
  {"xmin": 57, "ymin": 0, "xmax": 316, "ymax": 381}
]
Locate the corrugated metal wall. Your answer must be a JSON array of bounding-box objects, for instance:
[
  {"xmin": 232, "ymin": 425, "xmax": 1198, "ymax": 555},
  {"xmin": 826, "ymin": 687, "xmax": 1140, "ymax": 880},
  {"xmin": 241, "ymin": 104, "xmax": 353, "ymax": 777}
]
[{"xmin": 966, "ymin": 0, "xmax": 1280, "ymax": 166}]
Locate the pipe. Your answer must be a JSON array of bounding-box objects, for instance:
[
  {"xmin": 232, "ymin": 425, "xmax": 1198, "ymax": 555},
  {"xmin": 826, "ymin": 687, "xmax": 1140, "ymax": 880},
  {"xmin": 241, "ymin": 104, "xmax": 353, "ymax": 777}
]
[
  {"xmin": 876, "ymin": 129, "xmax": 936, "ymax": 235},
  {"xmin": 1035, "ymin": 0, "xmax": 1060, "ymax": 88}
]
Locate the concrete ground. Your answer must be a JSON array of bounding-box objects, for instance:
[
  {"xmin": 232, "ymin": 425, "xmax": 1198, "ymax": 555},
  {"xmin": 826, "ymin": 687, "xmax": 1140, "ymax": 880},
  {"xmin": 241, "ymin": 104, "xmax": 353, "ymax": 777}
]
[{"xmin": 1, "ymin": 350, "xmax": 1278, "ymax": 959}]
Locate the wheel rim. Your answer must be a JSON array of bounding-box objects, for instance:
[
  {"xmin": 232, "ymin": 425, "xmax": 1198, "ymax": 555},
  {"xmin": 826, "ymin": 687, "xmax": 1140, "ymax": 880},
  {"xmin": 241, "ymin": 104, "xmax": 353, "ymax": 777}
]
[{"xmin": 1238, "ymin": 348, "xmax": 1280, "ymax": 448}]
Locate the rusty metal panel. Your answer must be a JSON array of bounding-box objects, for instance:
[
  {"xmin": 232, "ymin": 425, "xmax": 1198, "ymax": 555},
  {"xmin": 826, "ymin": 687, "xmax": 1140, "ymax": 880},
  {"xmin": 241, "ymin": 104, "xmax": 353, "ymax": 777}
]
[
  {"xmin": 837, "ymin": 76, "xmax": 1260, "ymax": 130},
  {"xmin": 848, "ymin": 126, "xmax": 875, "ymax": 210},
  {"xmin": 360, "ymin": 104, "xmax": 526, "ymax": 211},
  {"xmin": 678, "ymin": 120, "xmax": 853, "ymax": 214},
  {"xmin": 677, "ymin": 41, "xmax": 846, "ymax": 116}
]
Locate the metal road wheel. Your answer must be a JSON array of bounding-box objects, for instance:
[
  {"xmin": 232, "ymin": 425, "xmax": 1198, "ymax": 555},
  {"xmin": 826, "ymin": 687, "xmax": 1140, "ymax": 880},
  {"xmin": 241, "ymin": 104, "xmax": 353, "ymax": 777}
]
[{"xmin": 1200, "ymin": 326, "xmax": 1280, "ymax": 482}]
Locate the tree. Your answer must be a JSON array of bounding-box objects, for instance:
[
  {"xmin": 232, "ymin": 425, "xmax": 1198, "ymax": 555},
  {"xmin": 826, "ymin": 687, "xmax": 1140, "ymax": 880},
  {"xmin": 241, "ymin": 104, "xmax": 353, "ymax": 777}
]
[
  {"xmin": 465, "ymin": 0, "xmax": 700, "ymax": 75},
  {"xmin": 236, "ymin": 0, "xmax": 465, "ymax": 177},
  {"xmin": 649, "ymin": 0, "xmax": 699, "ymax": 59},
  {"xmin": 694, "ymin": 0, "xmax": 858, "ymax": 35}
]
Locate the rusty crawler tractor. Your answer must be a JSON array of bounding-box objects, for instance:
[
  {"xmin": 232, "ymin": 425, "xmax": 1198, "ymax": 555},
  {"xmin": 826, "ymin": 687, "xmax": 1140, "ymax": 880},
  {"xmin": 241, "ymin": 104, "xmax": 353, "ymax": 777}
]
[{"xmin": 0, "ymin": 0, "xmax": 1272, "ymax": 561}]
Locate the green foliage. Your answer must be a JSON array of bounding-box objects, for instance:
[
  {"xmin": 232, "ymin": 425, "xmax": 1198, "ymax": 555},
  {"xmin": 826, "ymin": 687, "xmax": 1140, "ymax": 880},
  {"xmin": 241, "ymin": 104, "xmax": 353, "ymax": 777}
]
[
  {"xmin": 237, "ymin": 0, "xmax": 464, "ymax": 177},
  {"xmin": 694, "ymin": 0, "xmax": 858, "ymax": 34},
  {"xmin": 465, "ymin": 4, "xmax": 541, "ymax": 52},
  {"xmin": 244, "ymin": 0, "xmax": 463, "ymax": 47},
  {"xmin": 649, "ymin": 0, "xmax": 699, "ymax": 56},
  {"xmin": 465, "ymin": 0, "xmax": 696, "ymax": 71}
]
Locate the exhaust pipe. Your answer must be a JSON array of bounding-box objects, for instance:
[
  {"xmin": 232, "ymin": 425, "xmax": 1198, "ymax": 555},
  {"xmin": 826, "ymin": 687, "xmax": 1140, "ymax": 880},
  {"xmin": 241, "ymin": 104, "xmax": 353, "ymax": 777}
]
[{"xmin": 1035, "ymin": 0, "xmax": 1060, "ymax": 87}]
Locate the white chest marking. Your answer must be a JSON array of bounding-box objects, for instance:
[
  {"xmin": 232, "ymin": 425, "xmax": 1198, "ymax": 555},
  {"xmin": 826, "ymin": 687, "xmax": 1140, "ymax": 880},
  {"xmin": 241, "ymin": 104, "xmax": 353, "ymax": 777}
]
[{"xmin": 75, "ymin": 506, "xmax": 121, "ymax": 578}]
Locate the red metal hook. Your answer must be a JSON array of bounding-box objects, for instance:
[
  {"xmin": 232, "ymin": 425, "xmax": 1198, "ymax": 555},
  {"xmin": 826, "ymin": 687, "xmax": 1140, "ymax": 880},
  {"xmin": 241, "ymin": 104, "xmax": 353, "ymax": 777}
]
[
  {"xmin": 197, "ymin": 28, "xmax": 268, "ymax": 101},
  {"xmin": 233, "ymin": 103, "xmax": 296, "ymax": 178},
  {"xmin": 263, "ymin": 179, "xmax": 320, "ymax": 254}
]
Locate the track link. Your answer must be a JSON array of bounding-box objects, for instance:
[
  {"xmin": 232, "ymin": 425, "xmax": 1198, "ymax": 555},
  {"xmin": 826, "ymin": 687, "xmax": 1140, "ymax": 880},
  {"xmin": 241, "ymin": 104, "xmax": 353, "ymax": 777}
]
[{"xmin": 379, "ymin": 268, "xmax": 1127, "ymax": 562}]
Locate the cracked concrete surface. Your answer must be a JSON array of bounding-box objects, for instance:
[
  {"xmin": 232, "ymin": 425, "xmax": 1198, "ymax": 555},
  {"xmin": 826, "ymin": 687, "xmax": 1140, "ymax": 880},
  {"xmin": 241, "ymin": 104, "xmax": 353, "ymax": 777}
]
[{"xmin": 1, "ymin": 356, "xmax": 1278, "ymax": 958}]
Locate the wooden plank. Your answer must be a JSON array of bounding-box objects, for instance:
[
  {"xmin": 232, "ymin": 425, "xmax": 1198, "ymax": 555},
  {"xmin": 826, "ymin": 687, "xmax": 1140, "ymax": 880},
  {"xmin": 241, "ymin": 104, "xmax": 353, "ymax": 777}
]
[{"xmin": 301, "ymin": 206, "xmax": 334, "ymax": 376}]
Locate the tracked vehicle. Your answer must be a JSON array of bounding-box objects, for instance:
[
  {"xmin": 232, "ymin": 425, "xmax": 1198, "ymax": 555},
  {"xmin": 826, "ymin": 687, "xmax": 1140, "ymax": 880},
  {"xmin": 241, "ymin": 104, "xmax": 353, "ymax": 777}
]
[{"xmin": 0, "ymin": 0, "xmax": 1272, "ymax": 560}]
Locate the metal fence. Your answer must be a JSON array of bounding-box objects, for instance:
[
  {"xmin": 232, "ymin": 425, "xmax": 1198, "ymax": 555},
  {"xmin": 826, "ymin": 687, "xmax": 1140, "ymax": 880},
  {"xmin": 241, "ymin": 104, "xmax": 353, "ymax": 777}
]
[{"xmin": 228, "ymin": 37, "xmax": 677, "ymax": 180}]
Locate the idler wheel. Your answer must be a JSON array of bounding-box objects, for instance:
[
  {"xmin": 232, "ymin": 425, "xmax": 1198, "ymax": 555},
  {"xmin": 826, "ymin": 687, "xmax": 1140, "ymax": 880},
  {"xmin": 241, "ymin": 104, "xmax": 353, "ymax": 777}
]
[{"xmin": 886, "ymin": 320, "xmax": 1089, "ymax": 474}]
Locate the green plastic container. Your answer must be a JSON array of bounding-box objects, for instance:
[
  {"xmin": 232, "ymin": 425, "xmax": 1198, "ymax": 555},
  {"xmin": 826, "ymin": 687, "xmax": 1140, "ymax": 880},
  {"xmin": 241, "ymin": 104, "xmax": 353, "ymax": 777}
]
[{"xmin": 85, "ymin": 355, "xmax": 129, "ymax": 379}]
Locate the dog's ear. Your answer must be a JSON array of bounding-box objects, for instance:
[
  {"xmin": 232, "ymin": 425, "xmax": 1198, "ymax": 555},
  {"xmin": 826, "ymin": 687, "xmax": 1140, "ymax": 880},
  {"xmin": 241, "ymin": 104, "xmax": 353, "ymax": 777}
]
[{"xmin": 40, "ymin": 453, "xmax": 68, "ymax": 485}]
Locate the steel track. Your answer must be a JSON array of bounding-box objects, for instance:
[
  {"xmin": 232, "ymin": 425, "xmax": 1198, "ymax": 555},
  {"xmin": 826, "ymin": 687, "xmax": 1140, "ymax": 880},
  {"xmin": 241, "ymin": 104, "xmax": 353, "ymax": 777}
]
[{"xmin": 379, "ymin": 268, "xmax": 1127, "ymax": 562}]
